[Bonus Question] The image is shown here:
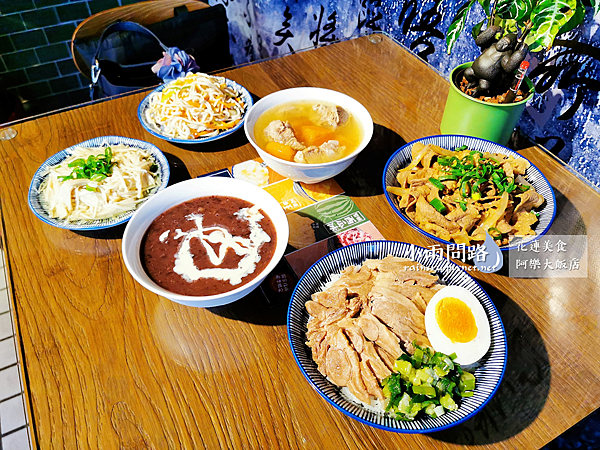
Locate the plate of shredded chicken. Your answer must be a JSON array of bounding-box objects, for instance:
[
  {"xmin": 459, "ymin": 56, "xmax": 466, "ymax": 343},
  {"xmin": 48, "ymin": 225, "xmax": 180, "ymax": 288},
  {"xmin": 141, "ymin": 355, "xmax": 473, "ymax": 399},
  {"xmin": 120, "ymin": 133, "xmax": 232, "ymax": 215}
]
[
  {"xmin": 28, "ymin": 136, "xmax": 169, "ymax": 230},
  {"xmin": 287, "ymin": 240, "xmax": 507, "ymax": 432},
  {"xmin": 383, "ymin": 135, "xmax": 556, "ymax": 251},
  {"xmin": 138, "ymin": 72, "xmax": 252, "ymax": 144}
]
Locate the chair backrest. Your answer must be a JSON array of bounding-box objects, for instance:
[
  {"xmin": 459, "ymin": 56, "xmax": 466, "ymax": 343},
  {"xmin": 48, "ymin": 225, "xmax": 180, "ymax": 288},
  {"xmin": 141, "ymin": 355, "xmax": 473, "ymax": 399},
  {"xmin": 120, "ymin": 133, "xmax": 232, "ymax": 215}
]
[{"xmin": 72, "ymin": 0, "xmax": 212, "ymax": 79}]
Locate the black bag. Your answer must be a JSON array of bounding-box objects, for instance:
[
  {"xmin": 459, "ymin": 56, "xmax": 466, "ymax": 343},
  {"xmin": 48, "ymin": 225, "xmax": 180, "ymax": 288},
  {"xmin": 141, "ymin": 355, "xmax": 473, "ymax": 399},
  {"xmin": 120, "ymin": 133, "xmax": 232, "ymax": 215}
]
[
  {"xmin": 89, "ymin": 22, "xmax": 166, "ymax": 99},
  {"xmin": 73, "ymin": 4, "xmax": 231, "ymax": 99}
]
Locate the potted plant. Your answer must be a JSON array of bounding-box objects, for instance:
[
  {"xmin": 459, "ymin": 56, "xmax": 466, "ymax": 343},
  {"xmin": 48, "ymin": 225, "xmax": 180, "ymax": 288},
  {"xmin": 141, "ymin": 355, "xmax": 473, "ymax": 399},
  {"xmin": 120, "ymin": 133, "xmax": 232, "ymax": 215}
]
[{"xmin": 440, "ymin": 0, "xmax": 597, "ymax": 145}]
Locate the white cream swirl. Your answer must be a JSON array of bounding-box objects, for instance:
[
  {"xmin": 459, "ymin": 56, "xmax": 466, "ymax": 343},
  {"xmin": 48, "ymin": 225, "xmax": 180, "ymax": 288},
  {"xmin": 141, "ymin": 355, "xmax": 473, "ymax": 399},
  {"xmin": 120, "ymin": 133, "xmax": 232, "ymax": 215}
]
[{"xmin": 169, "ymin": 205, "xmax": 271, "ymax": 286}]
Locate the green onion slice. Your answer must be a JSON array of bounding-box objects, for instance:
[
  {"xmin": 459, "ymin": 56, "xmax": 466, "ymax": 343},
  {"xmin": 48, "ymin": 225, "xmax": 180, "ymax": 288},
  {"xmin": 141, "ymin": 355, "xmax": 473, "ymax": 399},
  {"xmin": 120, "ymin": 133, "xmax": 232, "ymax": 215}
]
[
  {"xmin": 429, "ymin": 198, "xmax": 447, "ymax": 214},
  {"xmin": 488, "ymin": 227, "xmax": 503, "ymax": 240},
  {"xmin": 429, "ymin": 177, "xmax": 446, "ymax": 190},
  {"xmin": 438, "ymin": 175, "xmax": 457, "ymax": 182}
]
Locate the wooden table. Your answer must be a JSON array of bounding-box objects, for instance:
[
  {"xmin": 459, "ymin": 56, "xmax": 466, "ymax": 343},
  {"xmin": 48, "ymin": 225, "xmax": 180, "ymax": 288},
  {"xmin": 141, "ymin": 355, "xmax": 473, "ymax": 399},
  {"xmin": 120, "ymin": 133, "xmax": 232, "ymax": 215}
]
[{"xmin": 1, "ymin": 34, "xmax": 599, "ymax": 449}]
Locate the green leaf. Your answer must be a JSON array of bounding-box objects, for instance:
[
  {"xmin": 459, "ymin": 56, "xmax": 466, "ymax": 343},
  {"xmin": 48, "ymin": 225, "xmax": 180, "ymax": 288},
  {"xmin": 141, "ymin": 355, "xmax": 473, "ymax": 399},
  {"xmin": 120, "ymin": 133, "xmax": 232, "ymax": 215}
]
[
  {"xmin": 471, "ymin": 18, "xmax": 487, "ymax": 39},
  {"xmin": 495, "ymin": 0, "xmax": 537, "ymax": 21},
  {"xmin": 558, "ymin": 0, "xmax": 585, "ymax": 34},
  {"xmin": 497, "ymin": 18, "xmax": 519, "ymax": 32},
  {"xmin": 526, "ymin": 0, "xmax": 577, "ymax": 50},
  {"xmin": 446, "ymin": 0, "xmax": 477, "ymax": 53},
  {"xmin": 479, "ymin": 0, "xmax": 492, "ymax": 15}
]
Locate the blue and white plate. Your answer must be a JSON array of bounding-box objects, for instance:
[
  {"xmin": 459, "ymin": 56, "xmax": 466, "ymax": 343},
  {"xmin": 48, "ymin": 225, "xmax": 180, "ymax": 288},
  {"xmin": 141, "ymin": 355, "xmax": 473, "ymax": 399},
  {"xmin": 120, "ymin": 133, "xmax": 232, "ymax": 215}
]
[
  {"xmin": 383, "ymin": 135, "xmax": 556, "ymax": 252},
  {"xmin": 28, "ymin": 135, "xmax": 170, "ymax": 231},
  {"xmin": 137, "ymin": 76, "xmax": 253, "ymax": 144},
  {"xmin": 288, "ymin": 240, "xmax": 507, "ymax": 433}
]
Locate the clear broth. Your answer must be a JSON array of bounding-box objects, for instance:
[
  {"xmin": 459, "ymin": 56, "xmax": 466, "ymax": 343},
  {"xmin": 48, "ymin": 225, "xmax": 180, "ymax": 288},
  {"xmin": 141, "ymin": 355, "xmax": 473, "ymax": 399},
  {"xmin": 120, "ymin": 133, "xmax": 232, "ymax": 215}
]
[{"xmin": 254, "ymin": 100, "xmax": 363, "ymax": 163}]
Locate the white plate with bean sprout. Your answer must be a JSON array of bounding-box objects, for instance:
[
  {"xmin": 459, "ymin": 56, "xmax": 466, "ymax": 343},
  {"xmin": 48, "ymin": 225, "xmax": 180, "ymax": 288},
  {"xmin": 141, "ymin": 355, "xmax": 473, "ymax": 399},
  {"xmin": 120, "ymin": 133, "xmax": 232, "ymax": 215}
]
[{"xmin": 138, "ymin": 72, "xmax": 253, "ymax": 144}]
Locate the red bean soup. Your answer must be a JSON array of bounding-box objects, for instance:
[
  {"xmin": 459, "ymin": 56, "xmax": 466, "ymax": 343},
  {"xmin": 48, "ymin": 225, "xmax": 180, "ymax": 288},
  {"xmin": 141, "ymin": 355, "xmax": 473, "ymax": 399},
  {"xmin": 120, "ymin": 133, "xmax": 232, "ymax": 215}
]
[{"xmin": 141, "ymin": 196, "xmax": 277, "ymax": 296}]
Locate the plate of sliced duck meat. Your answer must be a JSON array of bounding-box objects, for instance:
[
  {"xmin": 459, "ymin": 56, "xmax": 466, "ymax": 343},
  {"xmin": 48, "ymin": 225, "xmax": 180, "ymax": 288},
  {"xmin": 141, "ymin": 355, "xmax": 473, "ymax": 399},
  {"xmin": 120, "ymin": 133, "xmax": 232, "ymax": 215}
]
[{"xmin": 287, "ymin": 240, "xmax": 507, "ymax": 432}]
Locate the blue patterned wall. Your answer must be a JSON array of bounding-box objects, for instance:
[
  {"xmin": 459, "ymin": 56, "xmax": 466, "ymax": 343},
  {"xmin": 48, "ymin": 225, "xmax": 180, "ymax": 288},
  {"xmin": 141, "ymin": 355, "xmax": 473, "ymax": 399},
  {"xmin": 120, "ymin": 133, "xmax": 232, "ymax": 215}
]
[{"xmin": 209, "ymin": 0, "xmax": 600, "ymax": 191}]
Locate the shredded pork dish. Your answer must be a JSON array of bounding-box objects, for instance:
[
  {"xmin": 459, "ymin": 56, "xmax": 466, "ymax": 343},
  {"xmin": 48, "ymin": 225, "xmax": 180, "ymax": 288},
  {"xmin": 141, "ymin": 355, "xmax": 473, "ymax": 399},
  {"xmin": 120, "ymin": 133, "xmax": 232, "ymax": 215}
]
[
  {"xmin": 39, "ymin": 143, "xmax": 160, "ymax": 221},
  {"xmin": 144, "ymin": 73, "xmax": 246, "ymax": 140},
  {"xmin": 306, "ymin": 256, "xmax": 443, "ymax": 406},
  {"xmin": 387, "ymin": 143, "xmax": 545, "ymax": 246}
]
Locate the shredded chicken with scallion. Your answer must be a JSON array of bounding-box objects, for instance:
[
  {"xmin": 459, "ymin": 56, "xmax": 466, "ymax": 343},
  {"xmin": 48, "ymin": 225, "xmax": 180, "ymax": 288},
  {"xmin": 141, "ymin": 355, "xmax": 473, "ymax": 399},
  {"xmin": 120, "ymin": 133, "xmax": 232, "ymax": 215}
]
[{"xmin": 39, "ymin": 143, "xmax": 160, "ymax": 221}]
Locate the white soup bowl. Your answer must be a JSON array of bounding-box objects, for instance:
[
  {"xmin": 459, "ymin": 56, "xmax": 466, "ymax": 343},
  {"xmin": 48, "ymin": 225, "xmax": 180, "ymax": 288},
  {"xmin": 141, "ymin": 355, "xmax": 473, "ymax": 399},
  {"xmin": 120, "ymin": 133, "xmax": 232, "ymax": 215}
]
[
  {"xmin": 244, "ymin": 87, "xmax": 373, "ymax": 184},
  {"xmin": 122, "ymin": 177, "xmax": 289, "ymax": 307}
]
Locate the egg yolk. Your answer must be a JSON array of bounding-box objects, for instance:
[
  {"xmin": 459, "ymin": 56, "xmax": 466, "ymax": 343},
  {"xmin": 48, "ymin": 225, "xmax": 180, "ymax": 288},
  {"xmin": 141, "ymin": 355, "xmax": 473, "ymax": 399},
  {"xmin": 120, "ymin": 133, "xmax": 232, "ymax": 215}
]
[{"xmin": 435, "ymin": 297, "xmax": 478, "ymax": 343}]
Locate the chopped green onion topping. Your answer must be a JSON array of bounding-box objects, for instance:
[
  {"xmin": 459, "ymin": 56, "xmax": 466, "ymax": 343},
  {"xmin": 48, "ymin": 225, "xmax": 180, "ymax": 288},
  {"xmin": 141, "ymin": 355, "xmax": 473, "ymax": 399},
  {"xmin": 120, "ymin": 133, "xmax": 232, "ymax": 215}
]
[
  {"xmin": 429, "ymin": 177, "xmax": 446, "ymax": 191},
  {"xmin": 58, "ymin": 147, "xmax": 114, "ymax": 184},
  {"xmin": 488, "ymin": 227, "xmax": 503, "ymax": 240},
  {"xmin": 429, "ymin": 198, "xmax": 447, "ymax": 214},
  {"xmin": 434, "ymin": 147, "xmax": 527, "ymax": 200},
  {"xmin": 382, "ymin": 344, "xmax": 475, "ymax": 421}
]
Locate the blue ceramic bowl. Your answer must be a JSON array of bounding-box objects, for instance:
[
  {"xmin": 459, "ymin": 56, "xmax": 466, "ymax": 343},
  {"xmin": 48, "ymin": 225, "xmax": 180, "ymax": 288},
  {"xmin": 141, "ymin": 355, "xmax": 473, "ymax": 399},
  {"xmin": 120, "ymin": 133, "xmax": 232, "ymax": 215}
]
[
  {"xmin": 137, "ymin": 76, "xmax": 253, "ymax": 144},
  {"xmin": 288, "ymin": 240, "xmax": 507, "ymax": 432},
  {"xmin": 28, "ymin": 135, "xmax": 170, "ymax": 231},
  {"xmin": 383, "ymin": 135, "xmax": 556, "ymax": 252}
]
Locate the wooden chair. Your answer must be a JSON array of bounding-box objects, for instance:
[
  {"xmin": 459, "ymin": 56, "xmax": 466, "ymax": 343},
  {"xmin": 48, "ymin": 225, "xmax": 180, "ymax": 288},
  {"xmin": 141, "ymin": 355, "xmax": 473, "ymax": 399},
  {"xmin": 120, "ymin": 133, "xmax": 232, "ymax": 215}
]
[{"xmin": 71, "ymin": 0, "xmax": 211, "ymax": 80}]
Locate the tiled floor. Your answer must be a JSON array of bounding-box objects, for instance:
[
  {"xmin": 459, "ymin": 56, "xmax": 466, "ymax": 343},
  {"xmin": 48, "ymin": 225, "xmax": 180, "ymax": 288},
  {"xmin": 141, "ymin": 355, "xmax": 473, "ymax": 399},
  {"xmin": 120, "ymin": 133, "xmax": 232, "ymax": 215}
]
[{"xmin": 0, "ymin": 251, "xmax": 32, "ymax": 450}]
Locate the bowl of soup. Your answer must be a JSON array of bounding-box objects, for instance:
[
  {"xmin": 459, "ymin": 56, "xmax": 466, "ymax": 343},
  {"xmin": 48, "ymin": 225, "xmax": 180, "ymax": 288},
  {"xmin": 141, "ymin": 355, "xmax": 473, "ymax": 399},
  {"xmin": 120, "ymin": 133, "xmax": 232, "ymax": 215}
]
[
  {"xmin": 244, "ymin": 87, "xmax": 373, "ymax": 184},
  {"xmin": 122, "ymin": 177, "xmax": 289, "ymax": 307}
]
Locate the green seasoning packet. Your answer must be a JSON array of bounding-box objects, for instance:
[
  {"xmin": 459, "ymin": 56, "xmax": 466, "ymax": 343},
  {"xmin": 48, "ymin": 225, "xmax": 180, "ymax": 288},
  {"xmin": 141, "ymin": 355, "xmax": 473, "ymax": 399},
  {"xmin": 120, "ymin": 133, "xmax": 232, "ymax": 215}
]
[{"xmin": 293, "ymin": 195, "xmax": 369, "ymax": 242}]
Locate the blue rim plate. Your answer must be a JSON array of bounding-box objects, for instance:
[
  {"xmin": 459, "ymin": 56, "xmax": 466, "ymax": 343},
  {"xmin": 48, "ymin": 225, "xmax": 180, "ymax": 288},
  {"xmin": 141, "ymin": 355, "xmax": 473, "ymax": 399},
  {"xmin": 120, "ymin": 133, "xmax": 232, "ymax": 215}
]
[
  {"xmin": 137, "ymin": 76, "xmax": 253, "ymax": 144},
  {"xmin": 28, "ymin": 135, "xmax": 170, "ymax": 231},
  {"xmin": 288, "ymin": 240, "xmax": 507, "ymax": 433},
  {"xmin": 382, "ymin": 135, "xmax": 556, "ymax": 252}
]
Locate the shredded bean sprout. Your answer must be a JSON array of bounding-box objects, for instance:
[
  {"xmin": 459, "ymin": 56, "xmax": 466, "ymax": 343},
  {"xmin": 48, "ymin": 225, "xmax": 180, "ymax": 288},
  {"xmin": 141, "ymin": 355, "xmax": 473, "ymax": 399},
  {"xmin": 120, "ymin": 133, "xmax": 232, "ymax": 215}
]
[{"xmin": 144, "ymin": 73, "xmax": 246, "ymax": 140}]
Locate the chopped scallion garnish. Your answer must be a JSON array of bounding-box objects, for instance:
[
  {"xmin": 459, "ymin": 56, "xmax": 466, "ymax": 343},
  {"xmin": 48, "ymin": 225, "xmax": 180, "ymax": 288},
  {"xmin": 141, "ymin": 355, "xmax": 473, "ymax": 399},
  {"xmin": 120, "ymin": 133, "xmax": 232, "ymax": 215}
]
[
  {"xmin": 429, "ymin": 177, "xmax": 446, "ymax": 191},
  {"xmin": 429, "ymin": 198, "xmax": 447, "ymax": 214}
]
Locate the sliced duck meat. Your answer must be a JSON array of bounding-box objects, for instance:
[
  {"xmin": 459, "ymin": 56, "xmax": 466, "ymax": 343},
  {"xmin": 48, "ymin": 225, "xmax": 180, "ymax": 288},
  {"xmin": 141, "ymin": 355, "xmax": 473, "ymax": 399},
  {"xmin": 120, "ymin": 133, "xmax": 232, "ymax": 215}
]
[
  {"xmin": 355, "ymin": 312, "xmax": 403, "ymax": 361},
  {"xmin": 368, "ymin": 287, "xmax": 432, "ymax": 354},
  {"xmin": 311, "ymin": 285, "xmax": 349, "ymax": 309},
  {"xmin": 326, "ymin": 328, "xmax": 371, "ymax": 404},
  {"xmin": 305, "ymin": 285, "xmax": 361, "ymax": 327},
  {"xmin": 331, "ymin": 265, "xmax": 374, "ymax": 307},
  {"xmin": 374, "ymin": 345, "xmax": 396, "ymax": 371},
  {"xmin": 371, "ymin": 273, "xmax": 428, "ymax": 313},
  {"xmin": 369, "ymin": 285, "xmax": 426, "ymax": 334},
  {"xmin": 360, "ymin": 360, "xmax": 384, "ymax": 400},
  {"xmin": 336, "ymin": 318, "xmax": 392, "ymax": 382}
]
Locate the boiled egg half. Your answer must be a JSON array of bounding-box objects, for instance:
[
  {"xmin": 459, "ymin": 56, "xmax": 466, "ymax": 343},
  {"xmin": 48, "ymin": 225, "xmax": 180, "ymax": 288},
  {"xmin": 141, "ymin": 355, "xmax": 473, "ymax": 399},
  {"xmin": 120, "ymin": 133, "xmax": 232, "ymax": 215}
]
[{"xmin": 424, "ymin": 285, "xmax": 491, "ymax": 365}]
